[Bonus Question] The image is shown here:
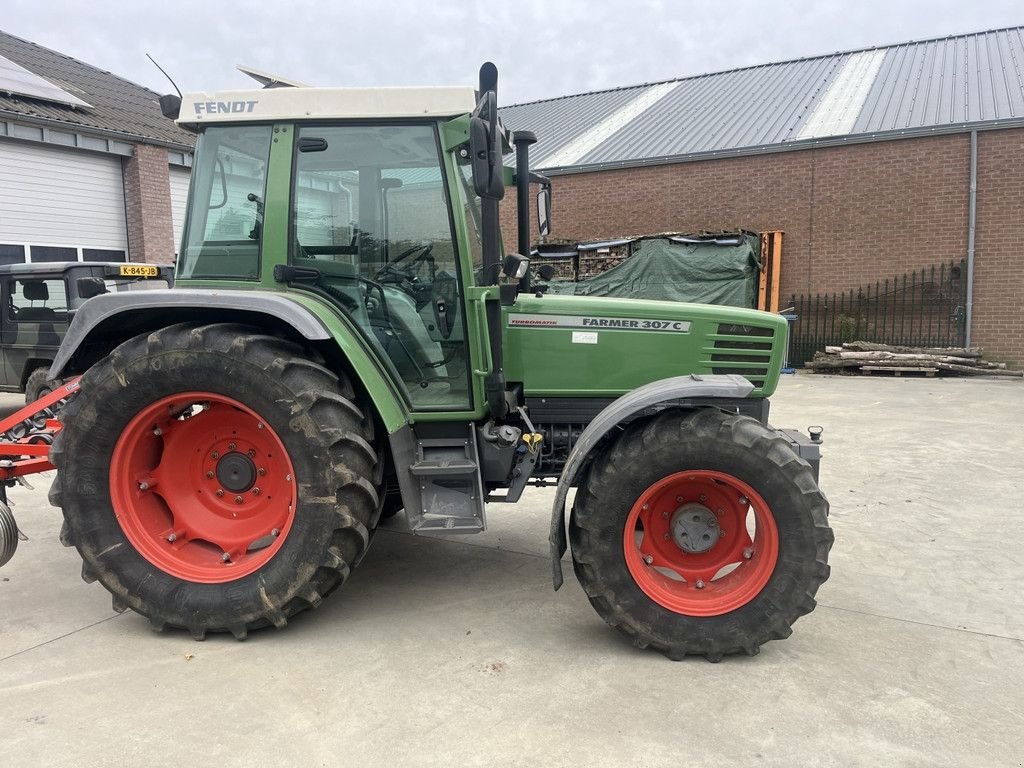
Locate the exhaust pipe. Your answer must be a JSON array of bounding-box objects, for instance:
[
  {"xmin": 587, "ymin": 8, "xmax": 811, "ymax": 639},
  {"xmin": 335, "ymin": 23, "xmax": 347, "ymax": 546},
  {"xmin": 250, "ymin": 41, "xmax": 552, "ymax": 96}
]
[{"xmin": 0, "ymin": 499, "xmax": 23, "ymax": 568}]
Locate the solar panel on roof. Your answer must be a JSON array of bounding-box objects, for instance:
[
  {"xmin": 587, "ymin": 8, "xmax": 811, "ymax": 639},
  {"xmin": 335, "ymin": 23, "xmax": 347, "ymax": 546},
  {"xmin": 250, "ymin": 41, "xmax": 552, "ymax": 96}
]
[{"xmin": 0, "ymin": 52, "xmax": 91, "ymax": 108}]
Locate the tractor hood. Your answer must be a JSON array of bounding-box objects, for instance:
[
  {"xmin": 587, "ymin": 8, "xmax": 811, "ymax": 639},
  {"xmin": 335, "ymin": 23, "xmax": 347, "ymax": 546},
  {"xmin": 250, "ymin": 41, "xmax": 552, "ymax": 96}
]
[{"xmin": 502, "ymin": 293, "xmax": 787, "ymax": 398}]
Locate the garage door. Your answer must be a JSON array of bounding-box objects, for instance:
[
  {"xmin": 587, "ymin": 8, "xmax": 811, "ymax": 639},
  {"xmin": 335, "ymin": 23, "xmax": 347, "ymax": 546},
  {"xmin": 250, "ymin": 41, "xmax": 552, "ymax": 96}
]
[
  {"xmin": 0, "ymin": 139, "xmax": 128, "ymax": 264},
  {"xmin": 169, "ymin": 165, "xmax": 191, "ymax": 255}
]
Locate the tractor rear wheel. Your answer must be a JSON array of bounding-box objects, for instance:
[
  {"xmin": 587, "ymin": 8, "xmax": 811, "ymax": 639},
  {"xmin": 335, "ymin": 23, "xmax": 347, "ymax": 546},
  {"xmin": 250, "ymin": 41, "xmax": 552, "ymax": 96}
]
[
  {"xmin": 569, "ymin": 407, "xmax": 832, "ymax": 661},
  {"xmin": 49, "ymin": 323, "xmax": 380, "ymax": 639}
]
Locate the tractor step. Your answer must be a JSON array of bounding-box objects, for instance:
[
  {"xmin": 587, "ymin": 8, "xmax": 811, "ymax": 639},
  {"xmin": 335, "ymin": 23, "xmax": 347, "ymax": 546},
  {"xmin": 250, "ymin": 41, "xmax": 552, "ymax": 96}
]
[{"xmin": 405, "ymin": 430, "xmax": 486, "ymax": 534}]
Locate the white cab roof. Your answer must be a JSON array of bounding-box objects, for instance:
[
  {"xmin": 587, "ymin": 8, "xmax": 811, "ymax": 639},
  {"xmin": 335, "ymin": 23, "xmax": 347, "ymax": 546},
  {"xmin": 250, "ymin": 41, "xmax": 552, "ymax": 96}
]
[{"xmin": 178, "ymin": 86, "xmax": 476, "ymax": 126}]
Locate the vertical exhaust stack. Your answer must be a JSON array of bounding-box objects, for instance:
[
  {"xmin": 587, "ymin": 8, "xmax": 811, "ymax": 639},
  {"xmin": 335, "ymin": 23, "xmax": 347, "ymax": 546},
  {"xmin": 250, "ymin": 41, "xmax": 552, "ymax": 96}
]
[{"xmin": 513, "ymin": 131, "xmax": 538, "ymax": 291}]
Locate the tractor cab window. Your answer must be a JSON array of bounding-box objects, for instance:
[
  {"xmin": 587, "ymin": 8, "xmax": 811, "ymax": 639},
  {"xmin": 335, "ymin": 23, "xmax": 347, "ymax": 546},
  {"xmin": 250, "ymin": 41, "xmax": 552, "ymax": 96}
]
[
  {"xmin": 178, "ymin": 125, "xmax": 273, "ymax": 280},
  {"xmin": 291, "ymin": 124, "xmax": 472, "ymax": 410}
]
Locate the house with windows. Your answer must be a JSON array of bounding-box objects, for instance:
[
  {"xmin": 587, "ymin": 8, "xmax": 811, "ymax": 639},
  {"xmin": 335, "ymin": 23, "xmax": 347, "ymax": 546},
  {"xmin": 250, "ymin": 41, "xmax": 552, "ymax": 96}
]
[{"xmin": 0, "ymin": 30, "xmax": 194, "ymax": 266}]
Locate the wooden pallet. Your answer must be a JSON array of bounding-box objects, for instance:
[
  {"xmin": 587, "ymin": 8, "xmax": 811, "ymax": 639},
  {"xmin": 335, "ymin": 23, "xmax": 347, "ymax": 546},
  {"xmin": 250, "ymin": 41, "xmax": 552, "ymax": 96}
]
[{"xmin": 861, "ymin": 366, "xmax": 938, "ymax": 378}]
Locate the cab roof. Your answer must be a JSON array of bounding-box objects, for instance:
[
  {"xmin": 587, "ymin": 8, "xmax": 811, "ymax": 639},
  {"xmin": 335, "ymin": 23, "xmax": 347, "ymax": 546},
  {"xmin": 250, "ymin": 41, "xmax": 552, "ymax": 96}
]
[{"xmin": 177, "ymin": 86, "xmax": 477, "ymax": 127}]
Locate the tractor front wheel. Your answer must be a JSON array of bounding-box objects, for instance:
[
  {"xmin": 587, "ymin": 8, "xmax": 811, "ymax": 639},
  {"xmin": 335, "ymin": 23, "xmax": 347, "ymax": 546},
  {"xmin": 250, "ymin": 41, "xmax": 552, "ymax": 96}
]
[
  {"xmin": 570, "ymin": 408, "xmax": 832, "ymax": 661},
  {"xmin": 49, "ymin": 323, "xmax": 381, "ymax": 639}
]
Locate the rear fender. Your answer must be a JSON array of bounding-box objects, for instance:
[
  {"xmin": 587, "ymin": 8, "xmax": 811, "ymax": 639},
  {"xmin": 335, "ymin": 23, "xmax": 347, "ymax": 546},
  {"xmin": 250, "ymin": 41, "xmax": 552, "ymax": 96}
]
[
  {"xmin": 548, "ymin": 374, "xmax": 755, "ymax": 589},
  {"xmin": 49, "ymin": 288, "xmax": 409, "ymax": 434}
]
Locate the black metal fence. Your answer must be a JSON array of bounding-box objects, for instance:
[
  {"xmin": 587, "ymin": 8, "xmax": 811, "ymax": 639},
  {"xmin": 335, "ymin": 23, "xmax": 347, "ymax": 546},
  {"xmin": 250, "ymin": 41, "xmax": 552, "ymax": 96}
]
[{"xmin": 788, "ymin": 260, "xmax": 968, "ymax": 366}]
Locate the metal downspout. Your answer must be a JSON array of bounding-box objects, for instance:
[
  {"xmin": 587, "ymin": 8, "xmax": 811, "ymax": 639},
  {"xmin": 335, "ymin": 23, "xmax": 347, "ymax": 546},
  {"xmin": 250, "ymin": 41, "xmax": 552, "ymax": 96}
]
[{"xmin": 965, "ymin": 130, "xmax": 977, "ymax": 346}]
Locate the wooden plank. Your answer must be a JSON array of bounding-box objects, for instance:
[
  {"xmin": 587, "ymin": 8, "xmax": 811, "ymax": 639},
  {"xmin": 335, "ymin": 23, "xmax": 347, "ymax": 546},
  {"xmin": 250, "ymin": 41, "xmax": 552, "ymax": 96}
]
[
  {"xmin": 757, "ymin": 232, "xmax": 769, "ymax": 310},
  {"xmin": 862, "ymin": 366, "xmax": 937, "ymax": 378},
  {"xmin": 769, "ymin": 231, "xmax": 783, "ymax": 313}
]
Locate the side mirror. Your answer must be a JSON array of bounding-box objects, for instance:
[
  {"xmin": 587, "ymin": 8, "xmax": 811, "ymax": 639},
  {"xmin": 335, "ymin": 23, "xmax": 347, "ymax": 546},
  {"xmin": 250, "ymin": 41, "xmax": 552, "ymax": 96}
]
[
  {"xmin": 502, "ymin": 253, "xmax": 530, "ymax": 280},
  {"xmin": 159, "ymin": 94, "xmax": 181, "ymax": 120},
  {"xmin": 76, "ymin": 277, "xmax": 108, "ymax": 300},
  {"xmin": 469, "ymin": 91, "xmax": 505, "ymax": 200},
  {"xmin": 537, "ymin": 186, "xmax": 551, "ymax": 237}
]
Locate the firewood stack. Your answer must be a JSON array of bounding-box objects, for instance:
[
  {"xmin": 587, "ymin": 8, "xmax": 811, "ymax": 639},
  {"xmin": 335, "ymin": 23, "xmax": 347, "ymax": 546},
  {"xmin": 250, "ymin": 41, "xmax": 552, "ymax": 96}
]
[{"xmin": 806, "ymin": 341, "xmax": 1023, "ymax": 377}]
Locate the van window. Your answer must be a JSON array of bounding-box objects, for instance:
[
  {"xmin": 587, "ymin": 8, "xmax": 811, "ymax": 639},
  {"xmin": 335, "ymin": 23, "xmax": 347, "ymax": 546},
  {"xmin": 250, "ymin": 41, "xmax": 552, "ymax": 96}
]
[{"xmin": 8, "ymin": 279, "xmax": 69, "ymax": 321}]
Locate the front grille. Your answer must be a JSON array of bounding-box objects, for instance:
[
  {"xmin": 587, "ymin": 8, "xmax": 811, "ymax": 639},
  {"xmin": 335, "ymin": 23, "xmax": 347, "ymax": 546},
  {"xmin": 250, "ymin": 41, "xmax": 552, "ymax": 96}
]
[
  {"xmin": 717, "ymin": 323, "xmax": 774, "ymax": 337},
  {"xmin": 709, "ymin": 324, "xmax": 776, "ymax": 386}
]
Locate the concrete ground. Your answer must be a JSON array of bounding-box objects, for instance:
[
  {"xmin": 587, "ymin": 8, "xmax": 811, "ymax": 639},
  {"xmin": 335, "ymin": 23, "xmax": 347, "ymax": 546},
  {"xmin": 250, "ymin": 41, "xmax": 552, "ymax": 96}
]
[{"xmin": 1, "ymin": 374, "xmax": 1022, "ymax": 767}]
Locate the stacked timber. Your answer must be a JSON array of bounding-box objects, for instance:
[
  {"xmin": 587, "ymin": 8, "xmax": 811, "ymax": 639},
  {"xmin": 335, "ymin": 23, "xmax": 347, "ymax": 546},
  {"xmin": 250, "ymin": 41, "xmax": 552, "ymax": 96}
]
[{"xmin": 807, "ymin": 341, "xmax": 1023, "ymax": 377}]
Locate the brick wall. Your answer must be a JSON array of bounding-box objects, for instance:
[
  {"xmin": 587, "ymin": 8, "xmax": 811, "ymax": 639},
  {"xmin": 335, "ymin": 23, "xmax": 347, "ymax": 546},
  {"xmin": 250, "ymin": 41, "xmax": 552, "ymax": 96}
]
[
  {"xmin": 973, "ymin": 129, "xmax": 1024, "ymax": 364},
  {"xmin": 500, "ymin": 130, "xmax": 1024, "ymax": 364},
  {"xmin": 122, "ymin": 143, "xmax": 174, "ymax": 264}
]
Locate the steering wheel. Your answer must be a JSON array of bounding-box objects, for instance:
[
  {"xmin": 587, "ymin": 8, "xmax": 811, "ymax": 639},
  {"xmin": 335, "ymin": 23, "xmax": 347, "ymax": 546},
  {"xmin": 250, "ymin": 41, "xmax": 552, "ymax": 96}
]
[{"xmin": 376, "ymin": 241, "xmax": 434, "ymax": 284}]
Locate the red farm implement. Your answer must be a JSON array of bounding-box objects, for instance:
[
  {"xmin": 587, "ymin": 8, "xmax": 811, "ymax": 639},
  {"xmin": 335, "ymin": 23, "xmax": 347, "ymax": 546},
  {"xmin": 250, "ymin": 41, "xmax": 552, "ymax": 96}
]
[{"xmin": 0, "ymin": 379, "xmax": 79, "ymax": 567}]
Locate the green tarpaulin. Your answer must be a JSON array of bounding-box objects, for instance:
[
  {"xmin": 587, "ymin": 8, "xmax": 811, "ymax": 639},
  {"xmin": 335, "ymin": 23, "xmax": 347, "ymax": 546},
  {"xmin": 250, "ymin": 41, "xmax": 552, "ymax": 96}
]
[{"xmin": 544, "ymin": 234, "xmax": 762, "ymax": 308}]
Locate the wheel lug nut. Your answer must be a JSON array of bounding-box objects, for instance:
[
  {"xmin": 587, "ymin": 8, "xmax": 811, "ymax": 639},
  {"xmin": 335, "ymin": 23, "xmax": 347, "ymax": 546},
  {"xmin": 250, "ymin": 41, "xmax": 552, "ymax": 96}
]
[
  {"xmin": 675, "ymin": 496, "xmax": 684, "ymax": 503},
  {"xmin": 699, "ymin": 494, "xmax": 707, "ymax": 502},
  {"xmin": 743, "ymin": 547, "xmax": 753, "ymax": 560},
  {"xmin": 228, "ymin": 442, "xmax": 237, "ymax": 451},
  {"xmin": 205, "ymin": 471, "xmax": 214, "ymax": 479},
  {"xmin": 152, "ymin": 427, "xmax": 162, "ymax": 436},
  {"xmin": 739, "ymin": 496, "xmax": 748, "ymax": 506},
  {"xmin": 138, "ymin": 481, "xmax": 149, "ymax": 491},
  {"xmin": 271, "ymin": 528, "xmax": 280, "ymax": 537},
  {"xmin": 257, "ymin": 468, "xmax": 266, "ymax": 476},
  {"xmin": 248, "ymin": 449, "xmax": 257, "ymax": 458},
  {"xmin": 167, "ymin": 533, "xmax": 177, "ymax": 542},
  {"xmin": 216, "ymin": 489, "xmax": 224, "ymax": 498},
  {"xmin": 257, "ymin": 423, "xmax": 264, "ymax": 430},
  {"xmin": 211, "ymin": 451, "xmax": 220, "ymax": 459},
  {"xmin": 695, "ymin": 579, "xmax": 705, "ymax": 589},
  {"xmin": 251, "ymin": 487, "xmax": 261, "ymax": 496},
  {"xmin": 234, "ymin": 495, "xmax": 243, "ymax": 504},
  {"xmin": 221, "ymin": 552, "xmax": 231, "ymax": 562},
  {"xmin": 642, "ymin": 554, "xmax": 653, "ymax": 565},
  {"xmin": 642, "ymin": 503, "xmax": 649, "ymax": 511}
]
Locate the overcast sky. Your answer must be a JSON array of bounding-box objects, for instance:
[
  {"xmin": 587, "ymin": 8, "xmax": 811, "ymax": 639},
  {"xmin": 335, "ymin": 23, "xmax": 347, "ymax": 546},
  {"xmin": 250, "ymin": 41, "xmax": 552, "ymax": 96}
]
[{"xmin": 5, "ymin": 0, "xmax": 1022, "ymax": 105}]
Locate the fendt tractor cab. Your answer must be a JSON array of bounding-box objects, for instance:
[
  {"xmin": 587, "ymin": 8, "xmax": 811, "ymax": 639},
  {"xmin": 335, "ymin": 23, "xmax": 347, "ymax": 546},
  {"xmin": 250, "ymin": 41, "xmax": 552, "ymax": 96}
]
[{"xmin": 42, "ymin": 64, "xmax": 831, "ymax": 660}]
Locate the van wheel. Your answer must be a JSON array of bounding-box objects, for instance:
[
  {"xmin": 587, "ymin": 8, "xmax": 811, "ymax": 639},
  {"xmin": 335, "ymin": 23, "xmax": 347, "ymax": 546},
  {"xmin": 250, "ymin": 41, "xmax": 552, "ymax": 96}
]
[{"xmin": 25, "ymin": 367, "xmax": 57, "ymax": 404}]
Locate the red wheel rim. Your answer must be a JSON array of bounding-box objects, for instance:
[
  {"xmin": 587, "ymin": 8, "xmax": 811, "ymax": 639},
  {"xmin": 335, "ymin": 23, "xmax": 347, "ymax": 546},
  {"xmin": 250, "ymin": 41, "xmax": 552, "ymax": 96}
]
[
  {"xmin": 622, "ymin": 470, "xmax": 779, "ymax": 616},
  {"xmin": 109, "ymin": 392, "xmax": 297, "ymax": 583}
]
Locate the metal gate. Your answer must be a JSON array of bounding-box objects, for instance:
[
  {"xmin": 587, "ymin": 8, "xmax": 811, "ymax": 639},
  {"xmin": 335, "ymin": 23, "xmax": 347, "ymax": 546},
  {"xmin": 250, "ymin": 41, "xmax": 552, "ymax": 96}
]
[{"xmin": 788, "ymin": 260, "xmax": 967, "ymax": 366}]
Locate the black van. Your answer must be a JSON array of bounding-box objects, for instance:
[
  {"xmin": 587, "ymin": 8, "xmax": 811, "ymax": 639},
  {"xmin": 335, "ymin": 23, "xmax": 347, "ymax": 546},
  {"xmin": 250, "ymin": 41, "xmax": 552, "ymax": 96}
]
[{"xmin": 0, "ymin": 262, "xmax": 172, "ymax": 402}]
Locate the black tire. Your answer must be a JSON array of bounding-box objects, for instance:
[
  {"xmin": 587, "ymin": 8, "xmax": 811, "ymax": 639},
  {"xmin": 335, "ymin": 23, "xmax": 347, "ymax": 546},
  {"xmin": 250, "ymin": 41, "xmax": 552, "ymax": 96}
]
[
  {"xmin": 49, "ymin": 322, "xmax": 381, "ymax": 640},
  {"xmin": 569, "ymin": 408, "xmax": 833, "ymax": 661},
  {"xmin": 24, "ymin": 366, "xmax": 56, "ymax": 404}
]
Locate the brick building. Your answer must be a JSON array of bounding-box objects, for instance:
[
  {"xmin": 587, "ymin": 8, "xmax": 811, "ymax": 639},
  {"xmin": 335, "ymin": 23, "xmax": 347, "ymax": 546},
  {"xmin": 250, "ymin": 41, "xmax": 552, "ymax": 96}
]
[
  {"xmin": 501, "ymin": 28, "xmax": 1024, "ymax": 364},
  {"xmin": 0, "ymin": 30, "xmax": 194, "ymax": 267}
]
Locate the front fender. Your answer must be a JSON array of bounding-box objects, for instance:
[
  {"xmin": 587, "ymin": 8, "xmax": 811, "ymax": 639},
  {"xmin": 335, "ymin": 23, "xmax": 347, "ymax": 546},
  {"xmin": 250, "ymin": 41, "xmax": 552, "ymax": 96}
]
[{"xmin": 548, "ymin": 374, "xmax": 755, "ymax": 589}]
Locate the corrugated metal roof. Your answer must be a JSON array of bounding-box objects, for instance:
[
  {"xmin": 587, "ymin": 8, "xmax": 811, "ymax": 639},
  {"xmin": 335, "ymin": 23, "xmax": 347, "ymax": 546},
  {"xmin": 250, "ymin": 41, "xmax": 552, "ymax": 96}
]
[
  {"xmin": 501, "ymin": 27, "xmax": 1024, "ymax": 173},
  {"xmin": 0, "ymin": 30, "xmax": 195, "ymax": 149}
]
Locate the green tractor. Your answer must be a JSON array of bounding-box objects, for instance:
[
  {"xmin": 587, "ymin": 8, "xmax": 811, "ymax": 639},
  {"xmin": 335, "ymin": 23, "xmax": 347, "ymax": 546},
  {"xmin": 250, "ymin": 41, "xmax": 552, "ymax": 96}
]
[{"xmin": 47, "ymin": 64, "xmax": 831, "ymax": 660}]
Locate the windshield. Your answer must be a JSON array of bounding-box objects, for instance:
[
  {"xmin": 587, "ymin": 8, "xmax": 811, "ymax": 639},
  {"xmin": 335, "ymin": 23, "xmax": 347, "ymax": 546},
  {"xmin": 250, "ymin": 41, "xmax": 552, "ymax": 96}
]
[{"xmin": 178, "ymin": 125, "xmax": 272, "ymax": 279}]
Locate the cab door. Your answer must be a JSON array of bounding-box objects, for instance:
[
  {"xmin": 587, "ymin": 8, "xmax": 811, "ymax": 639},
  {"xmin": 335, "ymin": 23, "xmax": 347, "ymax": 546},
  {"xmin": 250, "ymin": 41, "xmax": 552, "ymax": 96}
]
[
  {"xmin": 289, "ymin": 123, "xmax": 474, "ymax": 412},
  {"xmin": 0, "ymin": 275, "xmax": 70, "ymax": 390}
]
